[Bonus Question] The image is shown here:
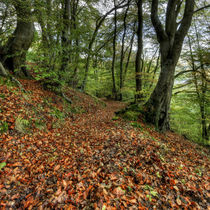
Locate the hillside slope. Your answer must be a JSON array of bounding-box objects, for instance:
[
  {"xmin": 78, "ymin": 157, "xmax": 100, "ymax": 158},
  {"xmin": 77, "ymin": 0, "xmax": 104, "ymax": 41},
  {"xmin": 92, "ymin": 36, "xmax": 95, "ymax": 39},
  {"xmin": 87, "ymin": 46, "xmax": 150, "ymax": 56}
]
[{"xmin": 0, "ymin": 78, "xmax": 209, "ymax": 209}]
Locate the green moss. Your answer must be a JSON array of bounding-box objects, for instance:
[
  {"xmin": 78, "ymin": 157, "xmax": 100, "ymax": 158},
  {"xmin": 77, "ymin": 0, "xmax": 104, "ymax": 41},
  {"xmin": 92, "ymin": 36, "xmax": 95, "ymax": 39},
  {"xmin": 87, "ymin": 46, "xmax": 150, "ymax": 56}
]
[
  {"xmin": 112, "ymin": 116, "xmax": 119, "ymax": 121},
  {"xmin": 130, "ymin": 122, "xmax": 142, "ymax": 129},
  {"xmin": 122, "ymin": 111, "xmax": 139, "ymax": 121},
  {"xmin": 115, "ymin": 103, "xmax": 145, "ymax": 122}
]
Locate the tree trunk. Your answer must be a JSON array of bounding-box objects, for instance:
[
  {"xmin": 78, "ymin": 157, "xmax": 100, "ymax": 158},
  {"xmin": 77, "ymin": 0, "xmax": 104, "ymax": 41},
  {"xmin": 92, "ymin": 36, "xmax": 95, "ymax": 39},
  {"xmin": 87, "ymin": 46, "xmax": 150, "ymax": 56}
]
[
  {"xmin": 111, "ymin": 0, "xmax": 118, "ymax": 100},
  {"xmin": 144, "ymin": 0, "xmax": 194, "ymax": 131},
  {"xmin": 122, "ymin": 22, "xmax": 136, "ymax": 86},
  {"xmin": 144, "ymin": 60, "xmax": 175, "ymax": 130},
  {"xmin": 61, "ymin": 0, "xmax": 71, "ymax": 75},
  {"xmin": 119, "ymin": 3, "xmax": 129, "ymax": 101},
  {"xmin": 135, "ymin": 0, "xmax": 143, "ymax": 101},
  {"xmin": 1, "ymin": 0, "xmax": 34, "ymax": 77}
]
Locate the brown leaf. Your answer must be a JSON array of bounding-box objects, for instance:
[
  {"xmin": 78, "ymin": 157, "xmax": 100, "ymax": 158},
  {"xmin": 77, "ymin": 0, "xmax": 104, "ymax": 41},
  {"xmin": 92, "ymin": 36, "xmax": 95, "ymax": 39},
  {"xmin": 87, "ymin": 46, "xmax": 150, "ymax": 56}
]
[
  {"xmin": 13, "ymin": 162, "xmax": 22, "ymax": 167},
  {"xmin": 110, "ymin": 173, "xmax": 118, "ymax": 181},
  {"xmin": 113, "ymin": 187, "xmax": 125, "ymax": 196},
  {"xmin": 129, "ymin": 198, "xmax": 137, "ymax": 204},
  {"xmin": 54, "ymin": 165, "xmax": 60, "ymax": 171},
  {"xmin": 173, "ymin": 186, "xmax": 179, "ymax": 191},
  {"xmin": 62, "ymin": 180, "xmax": 68, "ymax": 189}
]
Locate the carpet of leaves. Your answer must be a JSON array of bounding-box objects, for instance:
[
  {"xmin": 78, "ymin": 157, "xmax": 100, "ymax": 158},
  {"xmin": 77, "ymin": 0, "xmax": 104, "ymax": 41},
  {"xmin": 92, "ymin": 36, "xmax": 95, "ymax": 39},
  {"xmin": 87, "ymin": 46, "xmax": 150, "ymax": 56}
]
[{"xmin": 0, "ymin": 79, "xmax": 209, "ymax": 209}]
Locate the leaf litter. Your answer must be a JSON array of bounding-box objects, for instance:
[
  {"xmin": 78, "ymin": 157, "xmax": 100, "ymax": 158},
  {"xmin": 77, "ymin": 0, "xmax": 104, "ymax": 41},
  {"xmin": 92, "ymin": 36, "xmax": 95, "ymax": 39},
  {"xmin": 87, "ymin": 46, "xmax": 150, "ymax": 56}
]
[{"xmin": 0, "ymin": 78, "xmax": 209, "ymax": 209}]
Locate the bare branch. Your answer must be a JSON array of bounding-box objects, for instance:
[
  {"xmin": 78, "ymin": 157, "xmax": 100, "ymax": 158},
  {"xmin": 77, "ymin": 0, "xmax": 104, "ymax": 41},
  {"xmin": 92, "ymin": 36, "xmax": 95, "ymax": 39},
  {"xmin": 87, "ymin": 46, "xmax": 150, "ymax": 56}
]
[{"xmin": 194, "ymin": 4, "xmax": 210, "ymax": 13}]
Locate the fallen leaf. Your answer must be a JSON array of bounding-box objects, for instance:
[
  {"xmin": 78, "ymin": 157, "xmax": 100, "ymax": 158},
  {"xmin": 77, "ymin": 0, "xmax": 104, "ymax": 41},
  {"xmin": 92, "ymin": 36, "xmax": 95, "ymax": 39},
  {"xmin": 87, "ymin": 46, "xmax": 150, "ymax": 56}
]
[
  {"xmin": 54, "ymin": 165, "xmax": 60, "ymax": 171},
  {"xmin": 113, "ymin": 187, "xmax": 125, "ymax": 196}
]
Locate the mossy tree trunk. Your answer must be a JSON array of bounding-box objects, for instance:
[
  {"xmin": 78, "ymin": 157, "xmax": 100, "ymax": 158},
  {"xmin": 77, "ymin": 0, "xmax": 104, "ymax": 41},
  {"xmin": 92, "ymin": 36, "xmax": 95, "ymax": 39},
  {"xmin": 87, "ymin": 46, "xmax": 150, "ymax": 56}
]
[{"xmin": 1, "ymin": 0, "xmax": 34, "ymax": 77}]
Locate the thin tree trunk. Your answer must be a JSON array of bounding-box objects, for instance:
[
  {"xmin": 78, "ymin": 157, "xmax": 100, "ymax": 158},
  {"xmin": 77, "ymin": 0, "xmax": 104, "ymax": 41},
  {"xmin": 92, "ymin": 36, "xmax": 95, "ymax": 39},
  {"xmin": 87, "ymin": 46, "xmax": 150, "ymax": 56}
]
[
  {"xmin": 119, "ymin": 3, "xmax": 130, "ymax": 101},
  {"xmin": 149, "ymin": 51, "xmax": 160, "ymax": 89},
  {"xmin": 81, "ymin": 0, "xmax": 130, "ymax": 91},
  {"xmin": 111, "ymin": 0, "xmax": 118, "ymax": 100},
  {"xmin": 135, "ymin": 0, "xmax": 143, "ymax": 101},
  {"xmin": 122, "ymin": 27, "xmax": 135, "ymax": 86},
  {"xmin": 189, "ymin": 25, "xmax": 209, "ymax": 141}
]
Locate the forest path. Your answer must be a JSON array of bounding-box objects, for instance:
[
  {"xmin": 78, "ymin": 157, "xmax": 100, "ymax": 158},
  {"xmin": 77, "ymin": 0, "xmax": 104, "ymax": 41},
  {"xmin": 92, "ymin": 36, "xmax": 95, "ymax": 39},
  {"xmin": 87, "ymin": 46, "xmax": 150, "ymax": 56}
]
[{"xmin": 0, "ymin": 80, "xmax": 209, "ymax": 209}]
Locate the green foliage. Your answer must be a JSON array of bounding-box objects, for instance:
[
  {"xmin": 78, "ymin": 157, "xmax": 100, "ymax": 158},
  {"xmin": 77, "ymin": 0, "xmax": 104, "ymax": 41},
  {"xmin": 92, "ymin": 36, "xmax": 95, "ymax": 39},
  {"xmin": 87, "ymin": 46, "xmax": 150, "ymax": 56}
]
[
  {"xmin": 50, "ymin": 107, "xmax": 65, "ymax": 119},
  {"xmin": 156, "ymin": 172, "xmax": 162, "ymax": 178},
  {"xmin": 130, "ymin": 122, "xmax": 142, "ymax": 129},
  {"xmin": 34, "ymin": 119, "xmax": 46, "ymax": 130},
  {"xmin": 0, "ymin": 121, "xmax": 8, "ymax": 134},
  {"xmin": 0, "ymin": 93, "xmax": 5, "ymax": 99},
  {"xmin": 117, "ymin": 104, "xmax": 143, "ymax": 122},
  {"xmin": 112, "ymin": 116, "xmax": 119, "ymax": 121},
  {"xmin": 122, "ymin": 111, "xmax": 139, "ymax": 121},
  {"xmin": 144, "ymin": 185, "xmax": 158, "ymax": 201},
  {"xmin": 15, "ymin": 117, "xmax": 31, "ymax": 134},
  {"xmin": 0, "ymin": 76, "xmax": 14, "ymax": 87},
  {"xmin": 0, "ymin": 162, "xmax": 6, "ymax": 171},
  {"xmin": 171, "ymin": 93, "xmax": 203, "ymax": 142}
]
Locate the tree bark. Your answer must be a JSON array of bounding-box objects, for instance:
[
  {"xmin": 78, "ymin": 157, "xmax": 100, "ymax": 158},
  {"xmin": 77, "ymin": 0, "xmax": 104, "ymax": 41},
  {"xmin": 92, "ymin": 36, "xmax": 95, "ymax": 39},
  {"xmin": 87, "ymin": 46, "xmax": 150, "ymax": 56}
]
[
  {"xmin": 144, "ymin": 0, "xmax": 195, "ymax": 131},
  {"xmin": 119, "ymin": 3, "xmax": 130, "ymax": 101},
  {"xmin": 145, "ymin": 61, "xmax": 175, "ymax": 130},
  {"xmin": 135, "ymin": 0, "xmax": 143, "ymax": 102},
  {"xmin": 1, "ymin": 0, "xmax": 34, "ymax": 77},
  {"xmin": 111, "ymin": 0, "xmax": 118, "ymax": 100},
  {"xmin": 61, "ymin": 0, "xmax": 71, "ymax": 75}
]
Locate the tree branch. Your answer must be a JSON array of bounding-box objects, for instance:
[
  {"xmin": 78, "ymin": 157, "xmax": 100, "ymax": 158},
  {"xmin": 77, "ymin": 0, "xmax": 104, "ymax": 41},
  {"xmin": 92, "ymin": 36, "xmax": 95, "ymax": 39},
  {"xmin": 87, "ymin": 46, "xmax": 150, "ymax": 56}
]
[
  {"xmin": 174, "ymin": 63, "xmax": 209, "ymax": 79},
  {"xmin": 166, "ymin": 0, "xmax": 178, "ymax": 37},
  {"xmin": 176, "ymin": 0, "xmax": 194, "ymax": 38},
  {"xmin": 173, "ymin": 81, "xmax": 191, "ymax": 90},
  {"xmin": 194, "ymin": 4, "xmax": 210, "ymax": 13},
  {"xmin": 151, "ymin": 0, "xmax": 167, "ymax": 42}
]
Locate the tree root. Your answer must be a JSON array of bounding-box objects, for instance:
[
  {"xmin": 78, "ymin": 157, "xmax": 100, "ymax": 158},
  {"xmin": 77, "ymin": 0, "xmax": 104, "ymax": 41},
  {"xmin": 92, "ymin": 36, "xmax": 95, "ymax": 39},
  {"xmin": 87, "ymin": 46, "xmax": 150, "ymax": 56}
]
[
  {"xmin": 0, "ymin": 61, "xmax": 27, "ymax": 93},
  {"xmin": 62, "ymin": 91, "xmax": 72, "ymax": 104}
]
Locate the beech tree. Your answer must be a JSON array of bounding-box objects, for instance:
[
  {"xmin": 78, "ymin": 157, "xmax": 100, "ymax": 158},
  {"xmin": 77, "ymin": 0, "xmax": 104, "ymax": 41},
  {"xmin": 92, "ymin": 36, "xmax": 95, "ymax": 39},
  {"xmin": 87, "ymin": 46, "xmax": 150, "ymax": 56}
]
[
  {"xmin": 0, "ymin": 0, "xmax": 34, "ymax": 77},
  {"xmin": 144, "ymin": 0, "xmax": 195, "ymax": 131}
]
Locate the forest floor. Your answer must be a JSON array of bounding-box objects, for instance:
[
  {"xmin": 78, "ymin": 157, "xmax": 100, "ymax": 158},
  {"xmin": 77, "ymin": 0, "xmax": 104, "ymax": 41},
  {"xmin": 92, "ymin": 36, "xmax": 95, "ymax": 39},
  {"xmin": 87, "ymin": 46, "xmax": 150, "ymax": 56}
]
[{"xmin": 0, "ymin": 78, "xmax": 209, "ymax": 209}]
